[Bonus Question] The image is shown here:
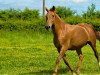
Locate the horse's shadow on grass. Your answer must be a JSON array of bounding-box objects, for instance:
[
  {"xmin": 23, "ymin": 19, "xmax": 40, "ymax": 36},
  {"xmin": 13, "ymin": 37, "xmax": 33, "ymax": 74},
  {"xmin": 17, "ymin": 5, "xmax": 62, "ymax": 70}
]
[
  {"xmin": 19, "ymin": 68, "xmax": 68, "ymax": 75},
  {"xmin": 19, "ymin": 68, "xmax": 100, "ymax": 75}
]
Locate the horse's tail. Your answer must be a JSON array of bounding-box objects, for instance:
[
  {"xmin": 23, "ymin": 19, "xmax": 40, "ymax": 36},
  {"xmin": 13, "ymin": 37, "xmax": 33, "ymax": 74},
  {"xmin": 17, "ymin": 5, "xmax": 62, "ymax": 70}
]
[{"xmin": 96, "ymin": 31, "xmax": 100, "ymax": 41}]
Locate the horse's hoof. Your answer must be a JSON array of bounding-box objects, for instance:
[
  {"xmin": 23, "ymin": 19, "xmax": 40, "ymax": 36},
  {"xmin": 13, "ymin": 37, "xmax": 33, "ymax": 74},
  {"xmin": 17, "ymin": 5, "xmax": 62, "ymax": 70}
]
[
  {"xmin": 76, "ymin": 70, "xmax": 80, "ymax": 75},
  {"xmin": 99, "ymin": 62, "xmax": 100, "ymax": 67},
  {"xmin": 53, "ymin": 72, "xmax": 57, "ymax": 75},
  {"xmin": 72, "ymin": 72, "xmax": 77, "ymax": 75}
]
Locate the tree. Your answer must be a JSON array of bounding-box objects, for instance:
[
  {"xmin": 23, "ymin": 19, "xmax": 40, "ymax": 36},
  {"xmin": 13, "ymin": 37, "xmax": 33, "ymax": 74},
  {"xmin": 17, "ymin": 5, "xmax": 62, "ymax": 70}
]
[
  {"xmin": 82, "ymin": 4, "xmax": 96, "ymax": 18},
  {"xmin": 56, "ymin": 6, "xmax": 76, "ymax": 18}
]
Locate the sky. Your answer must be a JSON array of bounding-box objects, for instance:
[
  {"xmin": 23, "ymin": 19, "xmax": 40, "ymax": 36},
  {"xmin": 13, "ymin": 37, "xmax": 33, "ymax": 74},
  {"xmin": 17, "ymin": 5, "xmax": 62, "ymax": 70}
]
[{"xmin": 0, "ymin": 0, "xmax": 100, "ymax": 15}]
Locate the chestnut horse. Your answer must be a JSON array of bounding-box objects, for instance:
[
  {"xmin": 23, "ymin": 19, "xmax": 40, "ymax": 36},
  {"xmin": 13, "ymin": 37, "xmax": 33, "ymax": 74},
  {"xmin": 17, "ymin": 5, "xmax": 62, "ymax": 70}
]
[{"xmin": 45, "ymin": 6, "xmax": 100, "ymax": 75}]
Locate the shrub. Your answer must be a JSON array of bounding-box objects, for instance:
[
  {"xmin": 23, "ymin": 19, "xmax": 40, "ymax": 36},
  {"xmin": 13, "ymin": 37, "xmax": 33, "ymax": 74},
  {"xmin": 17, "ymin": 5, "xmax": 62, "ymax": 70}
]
[
  {"xmin": 21, "ymin": 8, "xmax": 39, "ymax": 20},
  {"xmin": 0, "ymin": 6, "xmax": 100, "ymax": 32},
  {"xmin": 0, "ymin": 17, "xmax": 46, "ymax": 32},
  {"xmin": 56, "ymin": 6, "xmax": 76, "ymax": 18},
  {"xmin": 0, "ymin": 8, "xmax": 39, "ymax": 21}
]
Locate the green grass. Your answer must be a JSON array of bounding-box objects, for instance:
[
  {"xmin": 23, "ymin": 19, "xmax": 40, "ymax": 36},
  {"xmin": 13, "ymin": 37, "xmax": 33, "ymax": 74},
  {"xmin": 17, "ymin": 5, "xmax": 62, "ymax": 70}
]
[{"xmin": 0, "ymin": 30, "xmax": 100, "ymax": 75}]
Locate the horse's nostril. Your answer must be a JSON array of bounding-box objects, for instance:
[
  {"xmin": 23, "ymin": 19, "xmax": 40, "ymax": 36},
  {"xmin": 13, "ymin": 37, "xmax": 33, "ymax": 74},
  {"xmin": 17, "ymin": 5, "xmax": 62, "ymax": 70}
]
[
  {"xmin": 45, "ymin": 26, "xmax": 50, "ymax": 30},
  {"xmin": 48, "ymin": 26, "xmax": 50, "ymax": 28},
  {"xmin": 45, "ymin": 26, "xmax": 48, "ymax": 29}
]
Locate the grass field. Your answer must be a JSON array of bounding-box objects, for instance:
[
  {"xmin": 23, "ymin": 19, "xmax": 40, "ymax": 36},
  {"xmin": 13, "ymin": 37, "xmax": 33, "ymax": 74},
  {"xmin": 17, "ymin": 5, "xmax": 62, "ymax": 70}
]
[{"xmin": 0, "ymin": 30, "xmax": 100, "ymax": 75}]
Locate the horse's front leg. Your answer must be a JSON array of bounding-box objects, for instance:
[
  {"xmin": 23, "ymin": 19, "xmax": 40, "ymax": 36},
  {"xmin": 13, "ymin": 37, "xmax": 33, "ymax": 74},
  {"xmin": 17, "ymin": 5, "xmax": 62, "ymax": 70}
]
[
  {"xmin": 63, "ymin": 54, "xmax": 76, "ymax": 75},
  {"xmin": 76, "ymin": 49, "xmax": 83, "ymax": 75},
  {"xmin": 53, "ymin": 46, "xmax": 67, "ymax": 75}
]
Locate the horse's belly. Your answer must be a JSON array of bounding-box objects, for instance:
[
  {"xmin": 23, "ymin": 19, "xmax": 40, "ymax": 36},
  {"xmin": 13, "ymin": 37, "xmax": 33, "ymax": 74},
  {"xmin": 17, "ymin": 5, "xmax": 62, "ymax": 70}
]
[
  {"xmin": 68, "ymin": 43, "xmax": 87, "ymax": 50},
  {"xmin": 68, "ymin": 40, "xmax": 87, "ymax": 50},
  {"xmin": 68, "ymin": 28, "xmax": 88, "ymax": 50}
]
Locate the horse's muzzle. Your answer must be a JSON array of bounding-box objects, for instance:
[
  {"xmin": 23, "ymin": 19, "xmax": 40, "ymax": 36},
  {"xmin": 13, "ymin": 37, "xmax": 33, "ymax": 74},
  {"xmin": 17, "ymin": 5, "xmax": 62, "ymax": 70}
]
[{"xmin": 45, "ymin": 26, "xmax": 50, "ymax": 31}]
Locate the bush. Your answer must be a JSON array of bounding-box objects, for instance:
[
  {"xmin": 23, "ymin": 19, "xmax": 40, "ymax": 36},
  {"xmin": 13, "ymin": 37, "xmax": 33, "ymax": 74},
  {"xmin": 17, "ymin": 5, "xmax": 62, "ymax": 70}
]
[
  {"xmin": 0, "ymin": 6, "xmax": 100, "ymax": 32},
  {"xmin": 21, "ymin": 8, "xmax": 39, "ymax": 20},
  {"xmin": 64, "ymin": 16, "xmax": 82, "ymax": 25},
  {"xmin": 0, "ymin": 8, "xmax": 39, "ymax": 21},
  {"xmin": 56, "ymin": 6, "xmax": 76, "ymax": 18},
  {"xmin": 64, "ymin": 16, "xmax": 100, "ymax": 31},
  {"xmin": 0, "ymin": 17, "xmax": 46, "ymax": 32}
]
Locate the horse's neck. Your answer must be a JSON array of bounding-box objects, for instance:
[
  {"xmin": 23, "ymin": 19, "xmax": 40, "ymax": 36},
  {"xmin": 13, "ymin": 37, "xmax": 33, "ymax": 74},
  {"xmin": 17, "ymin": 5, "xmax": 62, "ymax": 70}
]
[
  {"xmin": 54, "ymin": 14, "xmax": 64, "ymax": 27},
  {"xmin": 52, "ymin": 14, "xmax": 65, "ymax": 37}
]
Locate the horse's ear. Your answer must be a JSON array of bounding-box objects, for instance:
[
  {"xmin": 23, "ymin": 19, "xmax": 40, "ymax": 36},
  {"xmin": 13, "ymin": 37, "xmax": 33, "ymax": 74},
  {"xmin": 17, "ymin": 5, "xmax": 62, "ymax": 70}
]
[
  {"xmin": 52, "ymin": 6, "xmax": 55, "ymax": 11},
  {"xmin": 45, "ymin": 7, "xmax": 49, "ymax": 12}
]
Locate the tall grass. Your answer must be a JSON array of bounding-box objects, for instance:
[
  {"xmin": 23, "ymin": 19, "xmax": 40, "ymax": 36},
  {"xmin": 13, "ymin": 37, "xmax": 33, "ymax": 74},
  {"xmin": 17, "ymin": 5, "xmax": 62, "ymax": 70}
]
[{"xmin": 0, "ymin": 30, "xmax": 100, "ymax": 75}]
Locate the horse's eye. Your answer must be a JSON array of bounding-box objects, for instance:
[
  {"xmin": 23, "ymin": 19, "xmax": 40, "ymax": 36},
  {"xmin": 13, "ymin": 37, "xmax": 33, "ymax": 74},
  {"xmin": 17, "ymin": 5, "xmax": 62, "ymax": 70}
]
[{"xmin": 52, "ymin": 15, "xmax": 54, "ymax": 17}]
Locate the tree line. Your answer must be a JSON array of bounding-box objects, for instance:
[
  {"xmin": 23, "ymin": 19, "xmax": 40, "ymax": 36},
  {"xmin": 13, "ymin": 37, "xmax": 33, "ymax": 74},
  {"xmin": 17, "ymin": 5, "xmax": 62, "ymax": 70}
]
[{"xmin": 0, "ymin": 4, "xmax": 100, "ymax": 31}]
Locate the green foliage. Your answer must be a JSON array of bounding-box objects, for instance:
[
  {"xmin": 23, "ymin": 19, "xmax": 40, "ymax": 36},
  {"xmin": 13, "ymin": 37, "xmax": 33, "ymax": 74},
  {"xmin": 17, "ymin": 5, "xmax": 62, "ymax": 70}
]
[
  {"xmin": 64, "ymin": 16, "xmax": 82, "ymax": 24},
  {"xmin": 56, "ymin": 6, "xmax": 76, "ymax": 18},
  {"xmin": 0, "ymin": 8, "xmax": 39, "ymax": 21},
  {"xmin": 0, "ymin": 9, "xmax": 20, "ymax": 20},
  {"xmin": 95, "ymin": 11, "xmax": 100, "ymax": 18},
  {"xmin": 0, "ymin": 8, "xmax": 46, "ymax": 31},
  {"xmin": 0, "ymin": 5, "xmax": 100, "ymax": 31},
  {"xmin": 82, "ymin": 4, "xmax": 95, "ymax": 18},
  {"xmin": 64, "ymin": 16, "xmax": 100, "ymax": 31},
  {"xmin": 82, "ymin": 4, "xmax": 100, "ymax": 20},
  {"xmin": 21, "ymin": 8, "xmax": 39, "ymax": 20},
  {"xmin": 0, "ymin": 18, "xmax": 46, "ymax": 31}
]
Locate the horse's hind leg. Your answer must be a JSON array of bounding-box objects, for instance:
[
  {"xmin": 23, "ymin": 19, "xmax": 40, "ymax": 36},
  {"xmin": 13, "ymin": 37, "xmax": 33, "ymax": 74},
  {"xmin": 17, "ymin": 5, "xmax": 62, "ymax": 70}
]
[
  {"xmin": 76, "ymin": 49, "xmax": 83, "ymax": 75},
  {"xmin": 89, "ymin": 42, "xmax": 100, "ymax": 67}
]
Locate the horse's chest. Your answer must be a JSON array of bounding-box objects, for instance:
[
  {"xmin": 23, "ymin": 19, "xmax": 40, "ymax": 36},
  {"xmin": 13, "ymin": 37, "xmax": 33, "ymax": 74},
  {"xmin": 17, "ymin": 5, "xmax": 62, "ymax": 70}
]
[{"xmin": 53, "ymin": 37, "xmax": 60, "ymax": 47}]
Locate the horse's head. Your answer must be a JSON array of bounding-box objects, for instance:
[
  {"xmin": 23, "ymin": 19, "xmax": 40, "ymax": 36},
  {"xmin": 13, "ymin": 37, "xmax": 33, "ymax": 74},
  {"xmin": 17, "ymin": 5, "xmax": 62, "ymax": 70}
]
[{"xmin": 45, "ymin": 6, "xmax": 55, "ymax": 30}]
